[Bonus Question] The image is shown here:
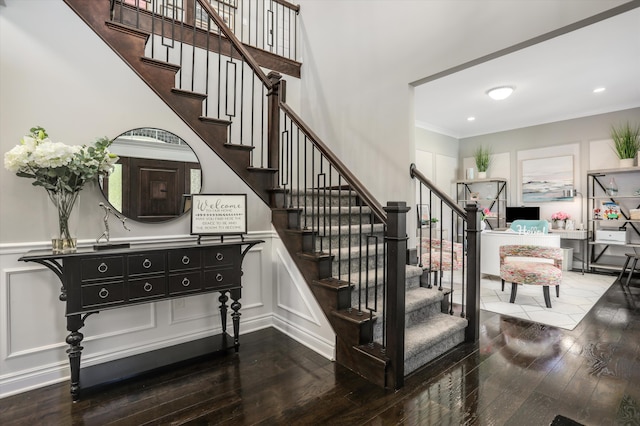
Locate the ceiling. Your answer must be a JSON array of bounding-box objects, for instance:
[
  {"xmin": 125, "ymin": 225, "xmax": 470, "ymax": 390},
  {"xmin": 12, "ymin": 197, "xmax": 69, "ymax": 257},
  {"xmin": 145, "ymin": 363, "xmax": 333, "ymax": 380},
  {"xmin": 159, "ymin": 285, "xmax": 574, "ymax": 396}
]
[{"xmin": 414, "ymin": 6, "xmax": 640, "ymax": 139}]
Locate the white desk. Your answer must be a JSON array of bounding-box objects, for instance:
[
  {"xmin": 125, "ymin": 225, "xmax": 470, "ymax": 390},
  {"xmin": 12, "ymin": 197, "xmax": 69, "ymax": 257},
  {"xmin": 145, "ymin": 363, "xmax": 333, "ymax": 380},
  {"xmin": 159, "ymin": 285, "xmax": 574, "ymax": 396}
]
[{"xmin": 480, "ymin": 231, "xmax": 561, "ymax": 276}]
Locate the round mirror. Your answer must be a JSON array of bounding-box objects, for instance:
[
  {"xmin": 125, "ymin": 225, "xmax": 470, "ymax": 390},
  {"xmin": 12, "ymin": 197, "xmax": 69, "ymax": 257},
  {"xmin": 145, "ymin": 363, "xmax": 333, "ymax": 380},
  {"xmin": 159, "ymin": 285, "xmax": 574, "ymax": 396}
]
[{"xmin": 100, "ymin": 128, "xmax": 202, "ymax": 223}]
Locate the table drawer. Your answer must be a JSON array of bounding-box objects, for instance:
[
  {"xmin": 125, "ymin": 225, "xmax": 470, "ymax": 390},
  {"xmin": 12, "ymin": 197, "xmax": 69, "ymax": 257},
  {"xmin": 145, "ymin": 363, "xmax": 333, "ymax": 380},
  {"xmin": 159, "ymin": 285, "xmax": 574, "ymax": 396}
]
[
  {"xmin": 168, "ymin": 249, "xmax": 201, "ymax": 271},
  {"xmin": 203, "ymin": 246, "xmax": 237, "ymax": 268},
  {"xmin": 129, "ymin": 276, "xmax": 166, "ymax": 301},
  {"xmin": 128, "ymin": 253, "xmax": 165, "ymax": 275},
  {"xmin": 168, "ymin": 271, "xmax": 202, "ymax": 295},
  {"xmin": 82, "ymin": 281, "xmax": 125, "ymax": 308},
  {"xmin": 203, "ymin": 267, "xmax": 240, "ymax": 290},
  {"xmin": 81, "ymin": 257, "xmax": 124, "ymax": 281}
]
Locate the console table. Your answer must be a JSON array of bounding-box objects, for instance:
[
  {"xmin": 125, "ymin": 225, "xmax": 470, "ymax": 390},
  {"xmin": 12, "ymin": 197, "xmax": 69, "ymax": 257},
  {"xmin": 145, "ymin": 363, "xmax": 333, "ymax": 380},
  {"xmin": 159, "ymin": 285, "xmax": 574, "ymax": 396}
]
[{"xmin": 19, "ymin": 239, "xmax": 262, "ymax": 401}]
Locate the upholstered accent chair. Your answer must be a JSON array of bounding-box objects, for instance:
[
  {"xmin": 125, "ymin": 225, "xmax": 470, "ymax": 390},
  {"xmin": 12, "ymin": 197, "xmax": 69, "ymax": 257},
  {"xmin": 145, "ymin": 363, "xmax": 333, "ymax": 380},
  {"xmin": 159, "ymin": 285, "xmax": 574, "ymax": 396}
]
[
  {"xmin": 419, "ymin": 238, "xmax": 464, "ymax": 286},
  {"xmin": 499, "ymin": 245, "xmax": 563, "ymax": 308}
]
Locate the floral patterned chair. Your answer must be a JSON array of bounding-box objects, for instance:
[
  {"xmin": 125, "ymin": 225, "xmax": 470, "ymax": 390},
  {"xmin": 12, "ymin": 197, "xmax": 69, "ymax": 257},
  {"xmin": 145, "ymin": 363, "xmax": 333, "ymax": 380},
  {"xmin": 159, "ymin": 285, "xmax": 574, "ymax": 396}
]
[
  {"xmin": 419, "ymin": 238, "xmax": 464, "ymax": 286},
  {"xmin": 499, "ymin": 245, "xmax": 563, "ymax": 308}
]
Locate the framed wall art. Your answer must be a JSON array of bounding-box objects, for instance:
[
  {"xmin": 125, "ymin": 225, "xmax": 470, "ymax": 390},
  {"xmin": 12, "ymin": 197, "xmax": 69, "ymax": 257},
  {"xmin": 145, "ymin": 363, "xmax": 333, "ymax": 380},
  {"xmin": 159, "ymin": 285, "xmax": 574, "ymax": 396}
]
[{"xmin": 521, "ymin": 155, "xmax": 574, "ymax": 202}]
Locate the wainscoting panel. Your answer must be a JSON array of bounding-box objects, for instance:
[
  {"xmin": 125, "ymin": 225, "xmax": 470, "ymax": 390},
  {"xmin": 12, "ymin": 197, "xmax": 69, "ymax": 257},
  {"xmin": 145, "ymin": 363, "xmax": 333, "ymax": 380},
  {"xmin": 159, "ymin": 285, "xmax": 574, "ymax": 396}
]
[
  {"xmin": 0, "ymin": 234, "xmax": 335, "ymax": 398},
  {"xmin": 271, "ymin": 239, "xmax": 335, "ymax": 360}
]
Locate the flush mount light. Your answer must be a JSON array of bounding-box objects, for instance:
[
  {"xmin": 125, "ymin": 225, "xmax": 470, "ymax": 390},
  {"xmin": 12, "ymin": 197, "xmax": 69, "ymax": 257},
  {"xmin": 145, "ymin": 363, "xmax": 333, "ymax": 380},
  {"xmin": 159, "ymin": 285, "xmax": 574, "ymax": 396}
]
[
  {"xmin": 593, "ymin": 87, "xmax": 606, "ymax": 93},
  {"xmin": 487, "ymin": 86, "xmax": 514, "ymax": 100},
  {"xmin": 467, "ymin": 116, "xmax": 476, "ymax": 122}
]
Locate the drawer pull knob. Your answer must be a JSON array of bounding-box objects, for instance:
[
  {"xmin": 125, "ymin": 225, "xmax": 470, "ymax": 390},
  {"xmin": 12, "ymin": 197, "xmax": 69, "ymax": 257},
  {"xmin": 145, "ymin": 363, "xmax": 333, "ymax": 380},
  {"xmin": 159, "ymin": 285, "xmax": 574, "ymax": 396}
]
[
  {"xmin": 182, "ymin": 256, "xmax": 190, "ymax": 265},
  {"xmin": 97, "ymin": 263, "xmax": 108, "ymax": 273},
  {"xmin": 143, "ymin": 282, "xmax": 153, "ymax": 292},
  {"xmin": 181, "ymin": 277, "xmax": 190, "ymax": 287},
  {"xmin": 216, "ymin": 253, "xmax": 224, "ymax": 261},
  {"xmin": 143, "ymin": 259, "xmax": 152, "ymax": 269},
  {"xmin": 216, "ymin": 273, "xmax": 224, "ymax": 282},
  {"xmin": 98, "ymin": 288, "xmax": 109, "ymax": 299}
]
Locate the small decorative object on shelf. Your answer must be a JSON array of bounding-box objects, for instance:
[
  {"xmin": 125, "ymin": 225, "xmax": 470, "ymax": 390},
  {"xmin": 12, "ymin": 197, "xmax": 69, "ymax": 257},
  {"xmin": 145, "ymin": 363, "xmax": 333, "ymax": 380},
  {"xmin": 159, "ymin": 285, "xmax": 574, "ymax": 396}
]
[
  {"xmin": 610, "ymin": 122, "xmax": 640, "ymax": 168},
  {"xmin": 551, "ymin": 211, "xmax": 570, "ymax": 229},
  {"xmin": 481, "ymin": 207, "xmax": 493, "ymax": 232},
  {"xmin": 4, "ymin": 126, "xmax": 118, "ymax": 252},
  {"xmin": 606, "ymin": 177, "xmax": 619, "ymax": 196},
  {"xmin": 601, "ymin": 201, "xmax": 620, "ymax": 220},
  {"xmin": 474, "ymin": 145, "xmax": 492, "ymax": 179}
]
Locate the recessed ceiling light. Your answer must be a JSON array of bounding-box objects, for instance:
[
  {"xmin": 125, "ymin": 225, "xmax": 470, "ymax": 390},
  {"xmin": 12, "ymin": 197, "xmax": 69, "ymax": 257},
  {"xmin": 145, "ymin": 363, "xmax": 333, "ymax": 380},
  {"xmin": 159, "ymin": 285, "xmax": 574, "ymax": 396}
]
[
  {"xmin": 593, "ymin": 87, "xmax": 606, "ymax": 93},
  {"xmin": 467, "ymin": 116, "xmax": 476, "ymax": 122},
  {"xmin": 487, "ymin": 86, "xmax": 514, "ymax": 100}
]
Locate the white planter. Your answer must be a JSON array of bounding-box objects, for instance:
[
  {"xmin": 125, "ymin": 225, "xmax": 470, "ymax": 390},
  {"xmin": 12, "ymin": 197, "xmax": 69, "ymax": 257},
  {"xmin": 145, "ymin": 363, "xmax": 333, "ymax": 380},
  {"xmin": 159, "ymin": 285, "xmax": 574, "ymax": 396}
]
[
  {"xmin": 478, "ymin": 171, "xmax": 487, "ymax": 179},
  {"xmin": 620, "ymin": 158, "xmax": 634, "ymax": 168}
]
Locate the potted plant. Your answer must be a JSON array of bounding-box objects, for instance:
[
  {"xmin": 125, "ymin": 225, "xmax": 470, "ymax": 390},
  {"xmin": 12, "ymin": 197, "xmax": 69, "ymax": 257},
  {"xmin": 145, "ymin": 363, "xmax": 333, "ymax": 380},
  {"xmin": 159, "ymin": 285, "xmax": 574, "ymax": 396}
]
[
  {"xmin": 611, "ymin": 122, "xmax": 640, "ymax": 167},
  {"xmin": 474, "ymin": 145, "xmax": 492, "ymax": 178}
]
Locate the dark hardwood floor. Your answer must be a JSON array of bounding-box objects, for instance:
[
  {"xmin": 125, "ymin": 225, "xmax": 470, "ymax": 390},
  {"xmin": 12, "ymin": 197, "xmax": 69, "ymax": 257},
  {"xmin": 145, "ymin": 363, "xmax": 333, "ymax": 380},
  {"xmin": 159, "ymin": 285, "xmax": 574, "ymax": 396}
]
[{"xmin": 2, "ymin": 274, "xmax": 639, "ymax": 425}]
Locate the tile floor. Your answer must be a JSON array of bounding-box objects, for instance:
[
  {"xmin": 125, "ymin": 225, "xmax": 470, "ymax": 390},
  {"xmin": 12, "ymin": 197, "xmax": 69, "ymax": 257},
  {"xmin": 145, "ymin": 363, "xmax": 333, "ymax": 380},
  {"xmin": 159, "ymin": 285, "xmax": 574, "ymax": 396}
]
[{"xmin": 448, "ymin": 270, "xmax": 616, "ymax": 330}]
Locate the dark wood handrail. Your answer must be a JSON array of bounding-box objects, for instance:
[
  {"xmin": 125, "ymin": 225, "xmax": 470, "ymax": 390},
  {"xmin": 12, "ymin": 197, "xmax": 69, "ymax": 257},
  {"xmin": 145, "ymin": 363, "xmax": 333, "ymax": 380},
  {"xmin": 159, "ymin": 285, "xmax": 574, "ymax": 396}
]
[
  {"xmin": 280, "ymin": 101, "xmax": 388, "ymax": 223},
  {"xmin": 273, "ymin": 0, "xmax": 300, "ymax": 13},
  {"xmin": 410, "ymin": 163, "xmax": 467, "ymax": 218},
  {"xmin": 197, "ymin": 0, "xmax": 273, "ymax": 89}
]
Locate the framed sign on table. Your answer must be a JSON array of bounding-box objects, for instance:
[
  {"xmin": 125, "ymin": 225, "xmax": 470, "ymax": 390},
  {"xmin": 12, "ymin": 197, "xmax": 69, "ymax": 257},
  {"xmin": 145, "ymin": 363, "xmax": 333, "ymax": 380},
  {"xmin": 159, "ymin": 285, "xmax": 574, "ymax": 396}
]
[{"xmin": 191, "ymin": 194, "xmax": 247, "ymax": 237}]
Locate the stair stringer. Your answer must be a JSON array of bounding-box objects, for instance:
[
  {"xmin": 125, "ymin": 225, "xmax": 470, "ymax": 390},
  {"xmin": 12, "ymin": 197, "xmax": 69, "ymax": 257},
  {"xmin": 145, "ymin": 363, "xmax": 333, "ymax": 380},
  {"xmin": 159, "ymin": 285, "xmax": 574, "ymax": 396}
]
[{"xmin": 63, "ymin": 0, "xmax": 276, "ymax": 205}]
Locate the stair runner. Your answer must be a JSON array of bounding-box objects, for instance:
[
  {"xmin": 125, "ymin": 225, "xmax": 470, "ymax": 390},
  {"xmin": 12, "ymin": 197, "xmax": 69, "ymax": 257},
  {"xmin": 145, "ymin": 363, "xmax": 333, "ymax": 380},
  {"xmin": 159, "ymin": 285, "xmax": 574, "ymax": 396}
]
[{"xmin": 298, "ymin": 189, "xmax": 468, "ymax": 375}]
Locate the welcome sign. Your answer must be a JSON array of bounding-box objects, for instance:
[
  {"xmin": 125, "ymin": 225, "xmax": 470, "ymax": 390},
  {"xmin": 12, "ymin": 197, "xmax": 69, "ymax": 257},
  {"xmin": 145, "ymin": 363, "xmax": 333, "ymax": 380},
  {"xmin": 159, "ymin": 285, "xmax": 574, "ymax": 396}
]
[{"xmin": 191, "ymin": 194, "xmax": 247, "ymax": 236}]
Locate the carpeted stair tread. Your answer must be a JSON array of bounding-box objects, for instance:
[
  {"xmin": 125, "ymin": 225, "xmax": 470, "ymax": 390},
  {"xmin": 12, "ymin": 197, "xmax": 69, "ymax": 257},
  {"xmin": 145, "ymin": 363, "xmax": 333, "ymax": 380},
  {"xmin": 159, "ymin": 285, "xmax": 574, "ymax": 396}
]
[
  {"xmin": 404, "ymin": 313, "xmax": 467, "ymax": 361},
  {"xmin": 405, "ymin": 286, "xmax": 444, "ymax": 314},
  {"xmin": 340, "ymin": 266, "xmax": 424, "ymax": 300},
  {"xmin": 316, "ymin": 223, "xmax": 385, "ymax": 236}
]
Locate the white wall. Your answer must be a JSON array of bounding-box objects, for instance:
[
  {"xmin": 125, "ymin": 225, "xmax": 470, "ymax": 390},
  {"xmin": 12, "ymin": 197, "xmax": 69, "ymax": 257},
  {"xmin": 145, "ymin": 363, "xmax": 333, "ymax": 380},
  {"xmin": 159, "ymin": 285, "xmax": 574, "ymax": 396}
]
[
  {"xmin": 0, "ymin": 0, "xmax": 331, "ymax": 398},
  {"xmin": 296, "ymin": 0, "xmax": 627, "ymax": 213}
]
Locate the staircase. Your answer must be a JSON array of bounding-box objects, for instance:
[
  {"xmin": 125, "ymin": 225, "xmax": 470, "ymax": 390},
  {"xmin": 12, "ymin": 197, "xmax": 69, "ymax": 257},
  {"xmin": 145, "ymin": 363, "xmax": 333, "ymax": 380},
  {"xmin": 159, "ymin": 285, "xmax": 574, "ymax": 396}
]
[{"xmin": 63, "ymin": 0, "xmax": 479, "ymax": 389}]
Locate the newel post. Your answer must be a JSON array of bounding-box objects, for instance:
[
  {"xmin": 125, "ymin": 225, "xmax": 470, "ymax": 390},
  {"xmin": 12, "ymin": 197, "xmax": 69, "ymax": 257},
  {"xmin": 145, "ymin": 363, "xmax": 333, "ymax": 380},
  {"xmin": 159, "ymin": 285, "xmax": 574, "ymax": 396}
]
[
  {"xmin": 384, "ymin": 201, "xmax": 410, "ymax": 389},
  {"xmin": 267, "ymin": 71, "xmax": 282, "ymax": 182},
  {"xmin": 465, "ymin": 203, "xmax": 481, "ymax": 342}
]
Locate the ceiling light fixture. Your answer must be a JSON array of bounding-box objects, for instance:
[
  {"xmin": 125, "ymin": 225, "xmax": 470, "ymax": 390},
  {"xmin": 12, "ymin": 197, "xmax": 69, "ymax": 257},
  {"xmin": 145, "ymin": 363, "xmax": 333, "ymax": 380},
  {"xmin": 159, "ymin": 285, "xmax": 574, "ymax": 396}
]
[
  {"xmin": 593, "ymin": 87, "xmax": 606, "ymax": 93},
  {"xmin": 487, "ymin": 86, "xmax": 514, "ymax": 101},
  {"xmin": 467, "ymin": 116, "xmax": 476, "ymax": 122}
]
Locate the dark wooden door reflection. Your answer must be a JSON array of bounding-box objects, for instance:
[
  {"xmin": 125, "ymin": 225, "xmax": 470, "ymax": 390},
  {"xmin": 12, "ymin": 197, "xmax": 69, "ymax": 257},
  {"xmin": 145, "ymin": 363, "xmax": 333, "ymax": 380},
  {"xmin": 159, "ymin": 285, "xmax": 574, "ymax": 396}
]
[{"xmin": 133, "ymin": 159, "xmax": 183, "ymax": 221}]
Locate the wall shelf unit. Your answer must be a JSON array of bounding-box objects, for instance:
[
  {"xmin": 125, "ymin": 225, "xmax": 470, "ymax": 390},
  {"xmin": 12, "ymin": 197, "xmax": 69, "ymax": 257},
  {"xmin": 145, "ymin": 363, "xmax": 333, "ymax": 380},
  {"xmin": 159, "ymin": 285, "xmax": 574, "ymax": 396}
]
[
  {"xmin": 456, "ymin": 178, "xmax": 507, "ymax": 230},
  {"xmin": 587, "ymin": 167, "xmax": 640, "ymax": 272}
]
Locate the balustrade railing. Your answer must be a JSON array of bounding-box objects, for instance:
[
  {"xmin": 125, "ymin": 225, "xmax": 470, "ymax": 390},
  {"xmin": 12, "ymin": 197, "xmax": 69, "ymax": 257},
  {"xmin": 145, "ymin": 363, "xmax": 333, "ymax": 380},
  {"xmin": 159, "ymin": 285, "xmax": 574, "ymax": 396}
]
[
  {"xmin": 112, "ymin": 0, "xmax": 298, "ymax": 60},
  {"xmin": 410, "ymin": 164, "xmax": 480, "ymax": 342}
]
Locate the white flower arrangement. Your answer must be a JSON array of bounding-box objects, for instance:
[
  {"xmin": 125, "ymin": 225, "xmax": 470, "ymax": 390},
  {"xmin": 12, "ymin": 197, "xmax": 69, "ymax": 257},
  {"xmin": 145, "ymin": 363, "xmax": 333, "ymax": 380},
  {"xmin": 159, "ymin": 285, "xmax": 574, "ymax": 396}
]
[
  {"xmin": 4, "ymin": 126, "xmax": 118, "ymax": 193},
  {"xmin": 4, "ymin": 126, "xmax": 119, "ymax": 251}
]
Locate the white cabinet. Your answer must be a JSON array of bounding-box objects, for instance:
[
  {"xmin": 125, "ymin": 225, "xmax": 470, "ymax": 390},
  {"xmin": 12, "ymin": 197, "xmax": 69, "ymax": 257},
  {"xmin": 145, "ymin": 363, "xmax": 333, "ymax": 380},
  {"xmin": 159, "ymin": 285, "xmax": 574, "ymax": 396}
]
[{"xmin": 587, "ymin": 167, "xmax": 640, "ymax": 272}]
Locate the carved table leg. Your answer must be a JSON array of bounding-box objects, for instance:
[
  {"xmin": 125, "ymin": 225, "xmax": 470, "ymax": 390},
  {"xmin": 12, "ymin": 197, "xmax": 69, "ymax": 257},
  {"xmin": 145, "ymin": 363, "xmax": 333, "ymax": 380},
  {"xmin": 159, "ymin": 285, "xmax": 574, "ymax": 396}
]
[
  {"xmin": 218, "ymin": 292, "xmax": 228, "ymax": 334},
  {"xmin": 66, "ymin": 314, "xmax": 84, "ymax": 402},
  {"xmin": 230, "ymin": 288, "xmax": 241, "ymax": 352}
]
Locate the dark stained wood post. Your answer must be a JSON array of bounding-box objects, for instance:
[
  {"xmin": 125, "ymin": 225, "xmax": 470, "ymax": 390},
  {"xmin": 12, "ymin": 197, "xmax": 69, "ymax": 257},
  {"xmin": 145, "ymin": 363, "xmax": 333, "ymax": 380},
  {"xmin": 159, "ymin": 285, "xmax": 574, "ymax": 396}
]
[
  {"xmin": 267, "ymin": 71, "xmax": 282, "ymax": 183},
  {"xmin": 465, "ymin": 203, "xmax": 481, "ymax": 342},
  {"xmin": 184, "ymin": 0, "xmax": 195, "ymax": 27},
  {"xmin": 384, "ymin": 201, "xmax": 410, "ymax": 389}
]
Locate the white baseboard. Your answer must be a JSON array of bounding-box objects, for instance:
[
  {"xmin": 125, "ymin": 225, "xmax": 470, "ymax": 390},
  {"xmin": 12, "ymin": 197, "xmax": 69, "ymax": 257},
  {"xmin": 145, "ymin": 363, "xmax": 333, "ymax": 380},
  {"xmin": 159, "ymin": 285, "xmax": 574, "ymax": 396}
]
[{"xmin": 272, "ymin": 314, "xmax": 335, "ymax": 361}]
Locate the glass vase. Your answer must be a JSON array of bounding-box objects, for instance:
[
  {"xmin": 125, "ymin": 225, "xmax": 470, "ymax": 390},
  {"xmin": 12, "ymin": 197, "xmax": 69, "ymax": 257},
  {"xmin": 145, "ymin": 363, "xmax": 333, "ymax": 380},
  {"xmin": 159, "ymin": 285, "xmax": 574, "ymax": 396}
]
[
  {"xmin": 47, "ymin": 185, "xmax": 80, "ymax": 253},
  {"xmin": 606, "ymin": 177, "xmax": 618, "ymax": 196}
]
